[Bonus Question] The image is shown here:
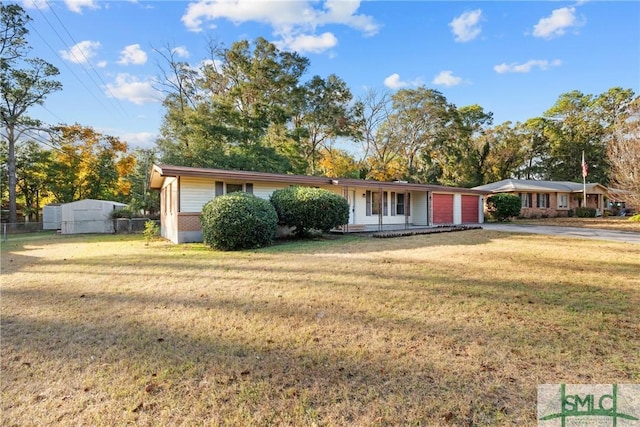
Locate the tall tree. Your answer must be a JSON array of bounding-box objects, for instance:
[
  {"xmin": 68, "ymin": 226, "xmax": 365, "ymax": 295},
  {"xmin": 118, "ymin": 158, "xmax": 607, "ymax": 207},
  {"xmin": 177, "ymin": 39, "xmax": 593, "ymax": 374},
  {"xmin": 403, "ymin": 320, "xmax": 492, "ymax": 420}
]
[
  {"xmin": 1, "ymin": 3, "xmax": 61, "ymax": 223},
  {"xmin": 156, "ymin": 38, "xmax": 309, "ymax": 172},
  {"xmin": 291, "ymin": 74, "xmax": 360, "ymax": 174},
  {"xmin": 481, "ymin": 121, "xmax": 527, "ymax": 183},
  {"xmin": 544, "ymin": 91, "xmax": 608, "ymax": 183},
  {"xmin": 450, "ymin": 104, "xmax": 493, "ymax": 186},
  {"xmin": 126, "ymin": 148, "xmax": 160, "ymax": 216},
  {"xmin": 385, "ymin": 87, "xmax": 454, "ymax": 183},
  {"xmin": 608, "ymin": 96, "xmax": 640, "ymax": 209},
  {"xmin": 47, "ymin": 125, "xmax": 135, "ymax": 203},
  {"xmin": 15, "ymin": 139, "xmax": 52, "ymax": 221}
]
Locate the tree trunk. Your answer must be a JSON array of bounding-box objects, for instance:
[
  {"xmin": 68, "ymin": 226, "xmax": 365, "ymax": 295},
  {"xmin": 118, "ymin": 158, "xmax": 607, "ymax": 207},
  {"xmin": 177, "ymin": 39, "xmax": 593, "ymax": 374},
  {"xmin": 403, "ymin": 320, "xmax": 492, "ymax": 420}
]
[{"xmin": 7, "ymin": 123, "xmax": 18, "ymax": 225}]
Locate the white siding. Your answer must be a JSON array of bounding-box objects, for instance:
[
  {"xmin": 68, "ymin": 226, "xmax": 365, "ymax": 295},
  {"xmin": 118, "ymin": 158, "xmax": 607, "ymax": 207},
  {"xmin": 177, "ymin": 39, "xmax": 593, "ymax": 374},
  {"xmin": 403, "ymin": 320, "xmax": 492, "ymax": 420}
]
[
  {"xmin": 180, "ymin": 177, "xmax": 216, "ymax": 212},
  {"xmin": 252, "ymin": 183, "xmax": 288, "ymax": 200},
  {"xmin": 453, "ymin": 194, "xmax": 462, "ymax": 225},
  {"xmin": 413, "ymin": 192, "xmax": 428, "ymax": 226}
]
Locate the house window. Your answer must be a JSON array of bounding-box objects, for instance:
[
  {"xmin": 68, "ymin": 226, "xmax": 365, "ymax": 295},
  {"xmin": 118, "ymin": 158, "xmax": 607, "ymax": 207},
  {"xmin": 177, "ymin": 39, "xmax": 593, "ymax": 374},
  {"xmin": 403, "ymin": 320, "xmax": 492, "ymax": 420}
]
[
  {"xmin": 537, "ymin": 193, "xmax": 550, "ymax": 208},
  {"xmin": 222, "ymin": 183, "xmax": 253, "ymax": 194},
  {"xmin": 396, "ymin": 193, "xmax": 405, "ymax": 215},
  {"xmin": 558, "ymin": 194, "xmax": 568, "ymax": 209},
  {"xmin": 371, "ymin": 191, "xmax": 380, "ymax": 215},
  {"xmin": 520, "ymin": 193, "xmax": 532, "ymax": 208},
  {"xmin": 226, "ymin": 183, "xmax": 243, "ymax": 194}
]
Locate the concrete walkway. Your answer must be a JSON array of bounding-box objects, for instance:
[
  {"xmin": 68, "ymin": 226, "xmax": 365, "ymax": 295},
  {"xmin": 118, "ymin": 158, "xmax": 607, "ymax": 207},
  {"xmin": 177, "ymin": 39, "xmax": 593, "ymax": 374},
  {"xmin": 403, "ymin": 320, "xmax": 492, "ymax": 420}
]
[{"xmin": 481, "ymin": 223, "xmax": 640, "ymax": 244}]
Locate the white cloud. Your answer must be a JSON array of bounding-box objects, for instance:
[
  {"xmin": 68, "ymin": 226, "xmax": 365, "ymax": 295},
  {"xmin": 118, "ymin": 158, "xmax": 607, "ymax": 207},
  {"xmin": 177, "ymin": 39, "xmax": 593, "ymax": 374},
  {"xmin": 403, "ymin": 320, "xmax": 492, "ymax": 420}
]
[
  {"xmin": 532, "ymin": 7, "xmax": 584, "ymax": 39},
  {"xmin": 117, "ymin": 44, "xmax": 148, "ymax": 65},
  {"xmin": 21, "ymin": 0, "xmax": 50, "ymax": 10},
  {"xmin": 181, "ymin": 0, "xmax": 379, "ymax": 53},
  {"xmin": 120, "ymin": 131, "xmax": 158, "ymax": 149},
  {"xmin": 384, "ymin": 74, "xmax": 407, "ymax": 90},
  {"xmin": 60, "ymin": 40, "xmax": 101, "ymax": 64},
  {"xmin": 97, "ymin": 60, "xmax": 108, "ymax": 68},
  {"xmin": 278, "ymin": 32, "xmax": 338, "ymax": 54},
  {"xmin": 172, "ymin": 46, "xmax": 190, "ymax": 58},
  {"xmin": 105, "ymin": 73, "xmax": 161, "ymax": 105},
  {"xmin": 449, "ymin": 9, "xmax": 482, "ymax": 42},
  {"xmin": 64, "ymin": 0, "xmax": 100, "ymax": 13},
  {"xmin": 432, "ymin": 70, "xmax": 462, "ymax": 87},
  {"xmin": 494, "ymin": 59, "xmax": 562, "ymax": 74}
]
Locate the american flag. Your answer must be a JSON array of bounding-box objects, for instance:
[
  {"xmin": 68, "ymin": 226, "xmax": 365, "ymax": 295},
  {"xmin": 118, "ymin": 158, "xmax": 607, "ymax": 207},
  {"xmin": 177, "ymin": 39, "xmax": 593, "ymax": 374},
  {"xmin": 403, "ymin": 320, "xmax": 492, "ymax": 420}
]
[{"xmin": 581, "ymin": 151, "xmax": 588, "ymax": 178}]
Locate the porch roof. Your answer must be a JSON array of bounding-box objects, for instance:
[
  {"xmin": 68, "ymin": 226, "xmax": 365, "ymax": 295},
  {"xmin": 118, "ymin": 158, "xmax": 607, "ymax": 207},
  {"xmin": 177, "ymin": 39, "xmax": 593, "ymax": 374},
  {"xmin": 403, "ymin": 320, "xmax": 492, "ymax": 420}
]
[{"xmin": 150, "ymin": 164, "xmax": 488, "ymax": 195}]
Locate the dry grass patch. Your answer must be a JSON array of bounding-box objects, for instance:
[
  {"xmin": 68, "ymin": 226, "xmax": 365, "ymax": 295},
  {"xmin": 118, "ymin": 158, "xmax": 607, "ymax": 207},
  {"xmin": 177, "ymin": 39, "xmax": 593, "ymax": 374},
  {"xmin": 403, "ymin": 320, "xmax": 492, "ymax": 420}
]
[{"xmin": 2, "ymin": 232, "xmax": 639, "ymax": 426}]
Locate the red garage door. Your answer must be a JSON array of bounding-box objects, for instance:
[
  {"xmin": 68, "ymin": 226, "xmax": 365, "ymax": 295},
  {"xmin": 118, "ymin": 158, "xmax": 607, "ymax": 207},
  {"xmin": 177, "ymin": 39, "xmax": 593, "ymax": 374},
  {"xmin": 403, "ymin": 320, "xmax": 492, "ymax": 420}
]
[
  {"xmin": 461, "ymin": 195, "xmax": 479, "ymax": 224},
  {"xmin": 432, "ymin": 194, "xmax": 453, "ymax": 224}
]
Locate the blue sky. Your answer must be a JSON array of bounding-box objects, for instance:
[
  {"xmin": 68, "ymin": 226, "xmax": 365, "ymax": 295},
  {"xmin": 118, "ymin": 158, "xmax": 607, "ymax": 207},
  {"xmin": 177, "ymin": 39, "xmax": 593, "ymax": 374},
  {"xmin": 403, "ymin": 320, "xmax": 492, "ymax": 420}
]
[{"xmin": 22, "ymin": 0, "xmax": 640, "ymax": 149}]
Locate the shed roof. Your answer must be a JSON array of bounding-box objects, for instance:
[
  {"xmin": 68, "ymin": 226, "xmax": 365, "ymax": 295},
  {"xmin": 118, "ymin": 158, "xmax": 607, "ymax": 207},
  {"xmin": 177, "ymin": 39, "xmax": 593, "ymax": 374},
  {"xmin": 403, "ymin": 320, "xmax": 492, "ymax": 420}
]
[{"xmin": 150, "ymin": 164, "xmax": 488, "ymax": 195}]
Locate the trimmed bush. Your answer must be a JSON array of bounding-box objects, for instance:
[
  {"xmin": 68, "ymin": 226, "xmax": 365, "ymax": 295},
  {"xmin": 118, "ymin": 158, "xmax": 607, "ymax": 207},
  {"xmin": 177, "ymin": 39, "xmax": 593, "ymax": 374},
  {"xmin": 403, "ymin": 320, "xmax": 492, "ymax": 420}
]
[
  {"xmin": 200, "ymin": 192, "xmax": 277, "ymax": 251},
  {"xmin": 270, "ymin": 186, "xmax": 349, "ymax": 237},
  {"xmin": 574, "ymin": 207, "xmax": 597, "ymax": 218},
  {"xmin": 486, "ymin": 193, "xmax": 521, "ymax": 222}
]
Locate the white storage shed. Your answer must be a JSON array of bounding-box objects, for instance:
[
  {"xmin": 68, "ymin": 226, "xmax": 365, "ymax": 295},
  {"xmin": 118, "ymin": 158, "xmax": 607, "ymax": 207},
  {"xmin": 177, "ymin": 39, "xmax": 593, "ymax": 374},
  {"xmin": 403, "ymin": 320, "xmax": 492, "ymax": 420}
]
[
  {"xmin": 60, "ymin": 199, "xmax": 127, "ymax": 234},
  {"xmin": 42, "ymin": 204, "xmax": 62, "ymax": 230}
]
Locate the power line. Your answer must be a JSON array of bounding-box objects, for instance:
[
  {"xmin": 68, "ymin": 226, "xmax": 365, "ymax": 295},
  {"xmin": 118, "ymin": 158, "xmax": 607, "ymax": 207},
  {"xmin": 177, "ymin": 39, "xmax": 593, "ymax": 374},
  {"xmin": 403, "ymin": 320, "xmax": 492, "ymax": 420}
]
[
  {"xmin": 31, "ymin": 1, "xmax": 128, "ymax": 119},
  {"xmin": 26, "ymin": 21, "xmax": 112, "ymax": 123}
]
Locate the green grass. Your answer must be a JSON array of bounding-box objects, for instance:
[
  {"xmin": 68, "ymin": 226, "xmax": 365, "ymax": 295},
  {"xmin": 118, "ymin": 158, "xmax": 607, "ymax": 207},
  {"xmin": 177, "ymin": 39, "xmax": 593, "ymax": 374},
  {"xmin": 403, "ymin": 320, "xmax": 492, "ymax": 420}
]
[{"xmin": 2, "ymin": 231, "xmax": 639, "ymax": 426}]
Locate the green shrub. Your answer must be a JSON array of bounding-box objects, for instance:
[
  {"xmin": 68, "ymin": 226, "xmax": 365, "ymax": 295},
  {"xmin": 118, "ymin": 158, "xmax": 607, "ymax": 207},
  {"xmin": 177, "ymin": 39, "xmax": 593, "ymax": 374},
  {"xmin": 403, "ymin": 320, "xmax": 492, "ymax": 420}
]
[
  {"xmin": 200, "ymin": 192, "xmax": 277, "ymax": 251},
  {"xmin": 574, "ymin": 207, "xmax": 597, "ymax": 218},
  {"xmin": 486, "ymin": 193, "xmax": 521, "ymax": 222},
  {"xmin": 270, "ymin": 186, "xmax": 349, "ymax": 237},
  {"xmin": 629, "ymin": 213, "xmax": 640, "ymax": 222},
  {"xmin": 110, "ymin": 207, "xmax": 134, "ymax": 219},
  {"xmin": 143, "ymin": 220, "xmax": 159, "ymax": 246}
]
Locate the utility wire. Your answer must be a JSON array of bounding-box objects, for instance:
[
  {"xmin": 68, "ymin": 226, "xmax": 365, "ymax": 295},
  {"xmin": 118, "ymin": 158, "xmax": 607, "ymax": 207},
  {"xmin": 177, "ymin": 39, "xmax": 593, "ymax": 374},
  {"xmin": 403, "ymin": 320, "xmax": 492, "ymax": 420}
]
[
  {"xmin": 33, "ymin": 1, "xmax": 128, "ymax": 119},
  {"xmin": 27, "ymin": 21, "xmax": 112, "ymax": 123}
]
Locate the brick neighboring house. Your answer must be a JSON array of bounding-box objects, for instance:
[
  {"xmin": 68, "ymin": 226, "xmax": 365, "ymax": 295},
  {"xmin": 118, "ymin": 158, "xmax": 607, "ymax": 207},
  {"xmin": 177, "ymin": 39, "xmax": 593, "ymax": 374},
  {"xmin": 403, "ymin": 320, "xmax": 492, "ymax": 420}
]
[{"xmin": 473, "ymin": 179, "xmax": 610, "ymax": 218}]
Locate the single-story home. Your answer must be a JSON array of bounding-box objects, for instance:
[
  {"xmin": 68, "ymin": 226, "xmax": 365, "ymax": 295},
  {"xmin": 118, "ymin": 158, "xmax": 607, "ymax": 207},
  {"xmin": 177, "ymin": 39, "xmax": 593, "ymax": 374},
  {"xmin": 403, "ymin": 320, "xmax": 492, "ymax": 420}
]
[
  {"xmin": 473, "ymin": 179, "xmax": 610, "ymax": 218},
  {"xmin": 149, "ymin": 164, "xmax": 489, "ymax": 244},
  {"xmin": 60, "ymin": 199, "xmax": 128, "ymax": 234}
]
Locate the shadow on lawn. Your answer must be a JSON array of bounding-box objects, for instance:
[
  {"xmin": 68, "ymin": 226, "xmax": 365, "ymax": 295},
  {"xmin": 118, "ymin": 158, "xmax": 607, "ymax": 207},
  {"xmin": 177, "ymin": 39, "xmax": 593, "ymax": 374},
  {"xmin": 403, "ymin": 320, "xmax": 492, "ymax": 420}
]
[{"xmin": 4, "ymin": 259, "xmax": 639, "ymax": 424}]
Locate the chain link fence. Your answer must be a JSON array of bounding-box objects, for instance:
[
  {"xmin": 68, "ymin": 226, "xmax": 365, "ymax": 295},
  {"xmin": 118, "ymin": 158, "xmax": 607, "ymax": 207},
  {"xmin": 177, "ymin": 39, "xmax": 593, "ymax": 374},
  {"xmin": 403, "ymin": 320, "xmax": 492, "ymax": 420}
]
[{"xmin": 1, "ymin": 218, "xmax": 160, "ymax": 242}]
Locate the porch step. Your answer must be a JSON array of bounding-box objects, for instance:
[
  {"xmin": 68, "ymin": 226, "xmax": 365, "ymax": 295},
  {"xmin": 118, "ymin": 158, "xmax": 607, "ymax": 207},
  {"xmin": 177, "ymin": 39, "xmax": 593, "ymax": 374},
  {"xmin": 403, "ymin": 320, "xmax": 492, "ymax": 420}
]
[{"xmin": 333, "ymin": 224, "xmax": 366, "ymax": 233}]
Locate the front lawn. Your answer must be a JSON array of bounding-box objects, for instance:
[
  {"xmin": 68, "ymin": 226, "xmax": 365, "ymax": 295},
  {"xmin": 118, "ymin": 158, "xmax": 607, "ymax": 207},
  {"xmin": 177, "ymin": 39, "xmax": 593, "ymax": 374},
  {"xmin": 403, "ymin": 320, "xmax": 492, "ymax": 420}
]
[{"xmin": 2, "ymin": 232, "xmax": 638, "ymax": 425}]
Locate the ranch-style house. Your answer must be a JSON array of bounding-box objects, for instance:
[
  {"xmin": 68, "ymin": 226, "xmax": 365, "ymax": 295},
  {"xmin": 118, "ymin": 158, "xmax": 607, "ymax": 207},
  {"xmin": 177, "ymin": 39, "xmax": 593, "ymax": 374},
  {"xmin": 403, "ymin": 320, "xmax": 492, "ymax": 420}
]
[{"xmin": 150, "ymin": 164, "xmax": 489, "ymax": 244}]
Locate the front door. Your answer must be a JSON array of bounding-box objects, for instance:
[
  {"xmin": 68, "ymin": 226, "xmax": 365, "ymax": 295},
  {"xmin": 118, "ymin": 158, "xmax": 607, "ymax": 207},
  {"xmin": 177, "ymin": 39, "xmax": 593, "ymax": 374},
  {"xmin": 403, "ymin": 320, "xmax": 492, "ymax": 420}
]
[{"xmin": 348, "ymin": 190, "xmax": 356, "ymax": 224}]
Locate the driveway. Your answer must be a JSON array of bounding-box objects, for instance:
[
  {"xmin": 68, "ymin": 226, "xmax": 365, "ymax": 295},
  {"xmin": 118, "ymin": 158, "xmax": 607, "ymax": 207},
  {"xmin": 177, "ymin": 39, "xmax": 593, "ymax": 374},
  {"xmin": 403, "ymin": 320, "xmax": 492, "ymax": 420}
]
[{"xmin": 481, "ymin": 223, "xmax": 640, "ymax": 244}]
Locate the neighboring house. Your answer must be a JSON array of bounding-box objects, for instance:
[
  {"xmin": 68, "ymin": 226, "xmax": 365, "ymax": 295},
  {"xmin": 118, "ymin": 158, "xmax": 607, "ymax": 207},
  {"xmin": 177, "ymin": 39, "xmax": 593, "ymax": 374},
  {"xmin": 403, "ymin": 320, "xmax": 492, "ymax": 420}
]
[
  {"xmin": 149, "ymin": 164, "xmax": 489, "ymax": 244},
  {"xmin": 473, "ymin": 179, "xmax": 610, "ymax": 218},
  {"xmin": 60, "ymin": 199, "xmax": 128, "ymax": 234}
]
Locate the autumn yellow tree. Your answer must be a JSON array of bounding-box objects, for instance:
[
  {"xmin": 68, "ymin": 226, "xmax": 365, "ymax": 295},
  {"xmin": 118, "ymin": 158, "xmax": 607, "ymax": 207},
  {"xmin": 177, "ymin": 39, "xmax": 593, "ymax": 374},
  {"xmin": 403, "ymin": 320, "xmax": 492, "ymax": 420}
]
[
  {"xmin": 47, "ymin": 124, "xmax": 135, "ymax": 202},
  {"xmin": 317, "ymin": 147, "xmax": 360, "ymax": 178}
]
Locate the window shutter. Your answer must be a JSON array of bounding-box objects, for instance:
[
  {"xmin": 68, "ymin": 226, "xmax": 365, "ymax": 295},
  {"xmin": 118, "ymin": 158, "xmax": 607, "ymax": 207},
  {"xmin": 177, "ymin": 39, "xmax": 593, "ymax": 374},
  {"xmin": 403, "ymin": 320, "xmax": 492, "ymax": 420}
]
[
  {"xmin": 245, "ymin": 183, "xmax": 253, "ymax": 194},
  {"xmin": 383, "ymin": 191, "xmax": 388, "ymax": 216},
  {"xmin": 366, "ymin": 191, "xmax": 371, "ymax": 216},
  {"xmin": 391, "ymin": 192, "xmax": 396, "ymax": 216},
  {"xmin": 215, "ymin": 181, "xmax": 224, "ymax": 196},
  {"xmin": 406, "ymin": 193, "xmax": 411, "ymax": 216}
]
